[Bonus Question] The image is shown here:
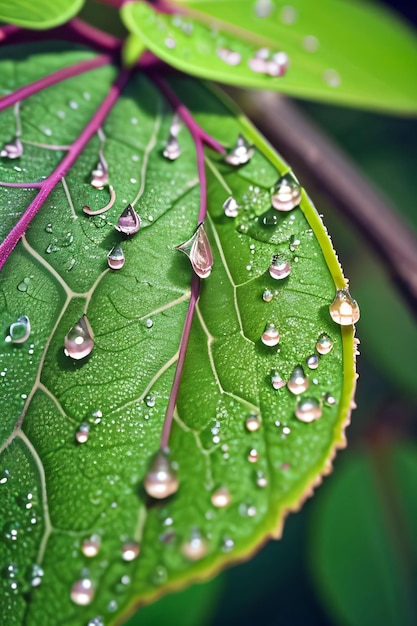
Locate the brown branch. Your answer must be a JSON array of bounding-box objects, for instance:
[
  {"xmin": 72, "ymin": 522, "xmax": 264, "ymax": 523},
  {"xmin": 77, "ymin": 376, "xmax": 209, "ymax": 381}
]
[{"xmin": 235, "ymin": 90, "xmax": 417, "ymax": 315}]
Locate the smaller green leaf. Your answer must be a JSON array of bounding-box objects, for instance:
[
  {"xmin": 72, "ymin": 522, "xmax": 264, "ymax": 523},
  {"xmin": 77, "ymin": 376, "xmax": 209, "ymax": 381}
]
[{"xmin": 0, "ymin": 0, "xmax": 84, "ymax": 29}]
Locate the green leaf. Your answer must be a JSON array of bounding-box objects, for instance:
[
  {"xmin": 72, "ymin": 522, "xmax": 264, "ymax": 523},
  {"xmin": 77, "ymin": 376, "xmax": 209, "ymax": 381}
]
[
  {"xmin": 0, "ymin": 0, "xmax": 84, "ymax": 29},
  {"xmin": 0, "ymin": 42, "xmax": 356, "ymax": 625},
  {"xmin": 310, "ymin": 443, "xmax": 417, "ymax": 626},
  {"xmin": 122, "ymin": 0, "xmax": 417, "ymax": 114}
]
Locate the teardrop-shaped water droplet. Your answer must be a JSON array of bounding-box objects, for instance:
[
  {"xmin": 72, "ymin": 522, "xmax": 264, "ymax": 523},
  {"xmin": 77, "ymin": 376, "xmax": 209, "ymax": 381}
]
[
  {"xmin": 329, "ymin": 288, "xmax": 360, "ymax": 325},
  {"xmin": 90, "ymin": 156, "xmax": 108, "ymax": 190},
  {"xmin": 107, "ymin": 245, "xmax": 125, "ymax": 270},
  {"xmin": 287, "ymin": 365, "xmax": 309, "ymax": 394},
  {"xmin": 262, "ymin": 289, "xmax": 274, "ymax": 302},
  {"xmin": 256, "ymin": 471, "xmax": 268, "ymax": 488},
  {"xmin": 7, "ymin": 315, "xmax": 31, "ymax": 344},
  {"xmin": 272, "ymin": 51, "xmax": 290, "ymax": 72},
  {"xmin": 82, "ymin": 534, "xmax": 101, "ymax": 557},
  {"xmin": 144, "ymin": 450, "xmax": 179, "ymax": 499},
  {"xmin": 269, "ymin": 255, "xmax": 291, "ymax": 280},
  {"xmin": 145, "ymin": 395, "xmax": 156, "ymax": 408},
  {"xmin": 30, "ymin": 564, "xmax": 44, "ymax": 587},
  {"xmin": 245, "ymin": 413, "xmax": 261, "ymax": 432},
  {"xmin": 181, "ymin": 528, "xmax": 208, "ymax": 561},
  {"xmin": 223, "ymin": 196, "xmax": 239, "ymax": 218},
  {"xmin": 175, "ymin": 223, "xmax": 213, "ymax": 279},
  {"xmin": 306, "ymin": 354, "xmax": 319, "ymax": 370},
  {"xmin": 224, "ymin": 134, "xmax": 254, "ymax": 166},
  {"xmin": 0, "ymin": 137, "xmax": 23, "ymax": 159},
  {"xmin": 271, "ymin": 371, "xmax": 286, "ymax": 390},
  {"xmin": 170, "ymin": 113, "xmax": 182, "ymax": 137},
  {"xmin": 316, "ymin": 333, "xmax": 333, "ymax": 355},
  {"xmin": 122, "ymin": 541, "xmax": 140, "ymax": 561},
  {"xmin": 64, "ymin": 315, "xmax": 94, "ymax": 360},
  {"xmin": 261, "ymin": 323, "xmax": 280, "ymax": 347},
  {"xmin": 323, "ymin": 392, "xmax": 336, "ymax": 406},
  {"xmin": 271, "ymin": 175, "xmax": 301, "ymax": 211},
  {"xmin": 295, "ymin": 397, "xmax": 322, "ymax": 422},
  {"xmin": 163, "ymin": 134, "xmax": 181, "ymax": 160},
  {"xmin": 116, "ymin": 204, "xmax": 141, "ymax": 236},
  {"xmin": 75, "ymin": 422, "xmax": 90, "ymax": 444},
  {"xmin": 70, "ymin": 578, "xmax": 95, "ymax": 606},
  {"xmin": 211, "ymin": 486, "xmax": 231, "ymax": 508},
  {"xmin": 248, "ymin": 448, "xmax": 259, "ymax": 463}
]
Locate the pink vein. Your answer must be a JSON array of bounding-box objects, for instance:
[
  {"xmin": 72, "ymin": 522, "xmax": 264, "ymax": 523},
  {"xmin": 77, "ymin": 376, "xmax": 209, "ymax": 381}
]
[
  {"xmin": 0, "ymin": 54, "xmax": 113, "ymax": 112},
  {"xmin": 0, "ymin": 69, "xmax": 131, "ymax": 271}
]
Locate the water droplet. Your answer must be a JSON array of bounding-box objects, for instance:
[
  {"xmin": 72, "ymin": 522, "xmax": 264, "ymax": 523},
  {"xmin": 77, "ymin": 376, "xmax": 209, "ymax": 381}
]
[
  {"xmin": 175, "ymin": 222, "xmax": 213, "ymax": 279},
  {"xmin": 295, "ymin": 397, "xmax": 322, "ymax": 422},
  {"xmin": 69, "ymin": 100, "xmax": 78, "ymax": 109},
  {"xmin": 115, "ymin": 204, "xmax": 141, "ymax": 236},
  {"xmin": 64, "ymin": 315, "xmax": 94, "ymax": 360},
  {"xmin": 211, "ymin": 486, "xmax": 231, "ymax": 508},
  {"xmin": 323, "ymin": 68, "xmax": 341, "ymax": 87},
  {"xmin": 256, "ymin": 471, "xmax": 268, "ymax": 488},
  {"xmin": 4, "ymin": 521, "xmax": 20, "ymax": 541},
  {"xmin": 303, "ymin": 35, "xmax": 319, "ymax": 52},
  {"xmin": 163, "ymin": 134, "xmax": 181, "ymax": 160},
  {"xmin": 122, "ymin": 541, "xmax": 140, "ymax": 561},
  {"xmin": 145, "ymin": 395, "xmax": 156, "ymax": 408},
  {"xmin": 329, "ymin": 288, "xmax": 360, "ymax": 325},
  {"xmin": 164, "ymin": 36, "xmax": 176, "ymax": 49},
  {"xmin": 87, "ymin": 618, "xmax": 104, "ymax": 626},
  {"xmin": 272, "ymin": 51, "xmax": 290, "ymax": 72},
  {"xmin": 261, "ymin": 323, "xmax": 280, "ymax": 347},
  {"xmin": 289, "ymin": 234, "xmax": 300, "ymax": 251},
  {"xmin": 271, "ymin": 371, "xmax": 286, "ymax": 390},
  {"xmin": 271, "ymin": 175, "xmax": 301, "ymax": 211},
  {"xmin": 90, "ymin": 156, "xmax": 108, "ymax": 190},
  {"xmin": 324, "ymin": 392, "xmax": 336, "ymax": 406},
  {"xmin": 181, "ymin": 529, "xmax": 208, "ymax": 561},
  {"xmin": 30, "ymin": 564, "xmax": 44, "ymax": 587},
  {"xmin": 70, "ymin": 578, "xmax": 94, "ymax": 605},
  {"xmin": 91, "ymin": 409, "xmax": 102, "ymax": 425},
  {"xmin": 224, "ymin": 134, "xmax": 254, "ymax": 166},
  {"xmin": 306, "ymin": 354, "xmax": 319, "ymax": 370},
  {"xmin": 152, "ymin": 565, "xmax": 168, "ymax": 585},
  {"xmin": 107, "ymin": 245, "xmax": 125, "ymax": 270},
  {"xmin": 108, "ymin": 600, "xmax": 118, "ymax": 612},
  {"xmin": 82, "ymin": 535, "xmax": 101, "ymax": 557},
  {"xmin": 262, "ymin": 289, "xmax": 274, "ymax": 302},
  {"xmin": 7, "ymin": 315, "xmax": 31, "ymax": 343},
  {"xmin": 281, "ymin": 4, "xmax": 297, "ymax": 24},
  {"xmin": 221, "ymin": 536, "xmax": 234, "ymax": 552},
  {"xmin": 269, "ymin": 255, "xmax": 291, "ymax": 280},
  {"xmin": 0, "ymin": 137, "xmax": 23, "ymax": 159},
  {"xmin": 245, "ymin": 413, "xmax": 261, "ymax": 432},
  {"xmin": 45, "ymin": 223, "xmax": 53, "ymax": 233},
  {"xmin": 248, "ymin": 448, "xmax": 258, "ymax": 463},
  {"xmin": 144, "ymin": 450, "xmax": 179, "ymax": 499},
  {"xmin": 170, "ymin": 113, "xmax": 182, "ymax": 137},
  {"xmin": 287, "ymin": 365, "xmax": 309, "ymax": 394},
  {"xmin": 217, "ymin": 48, "xmax": 242, "ymax": 66},
  {"xmin": 75, "ymin": 422, "xmax": 90, "ymax": 444},
  {"xmin": 248, "ymin": 56, "xmax": 268, "ymax": 74},
  {"xmin": 316, "ymin": 333, "xmax": 333, "ymax": 355},
  {"xmin": 223, "ymin": 196, "xmax": 239, "ymax": 218},
  {"xmin": 254, "ymin": 0, "xmax": 273, "ymax": 18},
  {"xmin": 145, "ymin": 318, "xmax": 153, "ymax": 328}
]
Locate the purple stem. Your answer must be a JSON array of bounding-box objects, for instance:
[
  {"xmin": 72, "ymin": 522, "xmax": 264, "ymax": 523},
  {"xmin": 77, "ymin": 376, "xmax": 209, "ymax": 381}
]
[
  {"xmin": 0, "ymin": 24, "xmax": 20, "ymax": 41},
  {"xmin": 151, "ymin": 74, "xmax": 225, "ymax": 154},
  {"xmin": 0, "ymin": 54, "xmax": 112, "ymax": 112},
  {"xmin": 0, "ymin": 69, "xmax": 131, "ymax": 270},
  {"xmin": 160, "ymin": 272, "xmax": 200, "ymax": 451}
]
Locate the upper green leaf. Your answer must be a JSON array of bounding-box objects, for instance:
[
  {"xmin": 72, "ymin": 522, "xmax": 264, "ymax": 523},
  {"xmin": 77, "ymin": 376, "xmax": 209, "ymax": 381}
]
[
  {"xmin": 0, "ymin": 41, "xmax": 356, "ymax": 625},
  {"xmin": 0, "ymin": 0, "xmax": 84, "ymax": 29},
  {"xmin": 122, "ymin": 0, "xmax": 417, "ymax": 114}
]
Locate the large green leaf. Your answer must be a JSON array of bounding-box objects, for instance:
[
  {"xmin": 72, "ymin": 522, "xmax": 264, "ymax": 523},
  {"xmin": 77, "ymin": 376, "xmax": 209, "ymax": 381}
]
[
  {"xmin": 122, "ymin": 0, "xmax": 417, "ymax": 114},
  {"xmin": 0, "ymin": 42, "xmax": 356, "ymax": 625},
  {"xmin": 0, "ymin": 0, "xmax": 84, "ymax": 29}
]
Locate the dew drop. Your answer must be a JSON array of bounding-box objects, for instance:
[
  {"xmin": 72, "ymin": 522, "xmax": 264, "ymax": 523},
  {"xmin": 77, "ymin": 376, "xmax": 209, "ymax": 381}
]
[
  {"xmin": 245, "ymin": 413, "xmax": 261, "ymax": 432},
  {"xmin": 217, "ymin": 48, "xmax": 242, "ymax": 66},
  {"xmin": 324, "ymin": 392, "xmax": 336, "ymax": 406},
  {"xmin": 289, "ymin": 234, "xmax": 300, "ymax": 251},
  {"xmin": 144, "ymin": 450, "xmax": 179, "ymax": 499},
  {"xmin": 0, "ymin": 136, "xmax": 23, "ymax": 159},
  {"xmin": 122, "ymin": 541, "xmax": 140, "ymax": 561},
  {"xmin": 69, "ymin": 100, "xmax": 78, "ymax": 109},
  {"xmin": 108, "ymin": 600, "xmax": 118, "ymax": 612},
  {"xmin": 306, "ymin": 354, "xmax": 319, "ymax": 370},
  {"xmin": 64, "ymin": 315, "xmax": 94, "ymax": 360},
  {"xmin": 82, "ymin": 535, "xmax": 101, "ymax": 558},
  {"xmin": 221, "ymin": 536, "xmax": 234, "ymax": 552},
  {"xmin": 248, "ymin": 448, "xmax": 258, "ymax": 463},
  {"xmin": 152, "ymin": 565, "xmax": 168, "ymax": 585},
  {"xmin": 271, "ymin": 371, "xmax": 286, "ymax": 390},
  {"xmin": 75, "ymin": 422, "xmax": 90, "ymax": 444},
  {"xmin": 175, "ymin": 222, "xmax": 213, "ymax": 279},
  {"xmin": 163, "ymin": 134, "xmax": 181, "ymax": 160},
  {"xmin": 145, "ymin": 318, "xmax": 153, "ymax": 328},
  {"xmin": 261, "ymin": 323, "xmax": 280, "ymax": 347},
  {"xmin": 295, "ymin": 397, "xmax": 322, "ymax": 422},
  {"xmin": 287, "ymin": 365, "xmax": 309, "ymax": 394},
  {"xmin": 271, "ymin": 175, "xmax": 301, "ymax": 211},
  {"xmin": 115, "ymin": 204, "xmax": 141, "ymax": 236},
  {"xmin": 164, "ymin": 36, "xmax": 176, "ymax": 49},
  {"xmin": 7, "ymin": 315, "xmax": 31, "ymax": 344},
  {"xmin": 262, "ymin": 289, "xmax": 274, "ymax": 302},
  {"xmin": 248, "ymin": 56, "xmax": 268, "ymax": 74},
  {"xmin": 87, "ymin": 618, "xmax": 104, "ymax": 626},
  {"xmin": 107, "ymin": 245, "xmax": 125, "ymax": 270},
  {"xmin": 145, "ymin": 395, "xmax": 156, "ymax": 408},
  {"xmin": 45, "ymin": 223, "xmax": 53, "ymax": 233},
  {"xmin": 254, "ymin": 0, "xmax": 273, "ymax": 18},
  {"xmin": 211, "ymin": 486, "xmax": 231, "ymax": 508},
  {"xmin": 256, "ymin": 471, "xmax": 268, "ymax": 488},
  {"xmin": 30, "ymin": 564, "xmax": 44, "ymax": 587},
  {"xmin": 316, "ymin": 333, "xmax": 333, "ymax": 355},
  {"xmin": 90, "ymin": 158, "xmax": 108, "ymax": 190},
  {"xmin": 323, "ymin": 68, "xmax": 341, "ymax": 87},
  {"xmin": 70, "ymin": 578, "xmax": 94, "ymax": 606},
  {"xmin": 269, "ymin": 255, "xmax": 291, "ymax": 280},
  {"xmin": 223, "ymin": 196, "xmax": 239, "ymax": 218},
  {"xmin": 281, "ymin": 5, "xmax": 297, "ymax": 24},
  {"xmin": 224, "ymin": 134, "xmax": 254, "ymax": 166},
  {"xmin": 329, "ymin": 288, "xmax": 360, "ymax": 325},
  {"xmin": 181, "ymin": 529, "xmax": 208, "ymax": 561},
  {"xmin": 303, "ymin": 35, "xmax": 319, "ymax": 52}
]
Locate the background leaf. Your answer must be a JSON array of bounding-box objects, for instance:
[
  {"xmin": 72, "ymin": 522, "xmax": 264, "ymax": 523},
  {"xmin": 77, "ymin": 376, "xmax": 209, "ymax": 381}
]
[
  {"xmin": 0, "ymin": 0, "xmax": 84, "ymax": 29},
  {"xmin": 122, "ymin": 0, "xmax": 417, "ymax": 114},
  {"xmin": 0, "ymin": 41, "xmax": 355, "ymax": 625}
]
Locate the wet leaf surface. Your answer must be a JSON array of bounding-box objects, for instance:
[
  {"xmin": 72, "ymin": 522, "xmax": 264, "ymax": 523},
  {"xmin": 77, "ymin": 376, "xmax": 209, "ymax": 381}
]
[{"xmin": 0, "ymin": 0, "xmax": 84, "ymax": 29}]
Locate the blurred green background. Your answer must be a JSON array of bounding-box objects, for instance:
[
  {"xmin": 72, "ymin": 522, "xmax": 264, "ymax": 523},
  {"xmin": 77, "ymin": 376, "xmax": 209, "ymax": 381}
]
[{"xmin": 79, "ymin": 1, "xmax": 417, "ymax": 624}]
